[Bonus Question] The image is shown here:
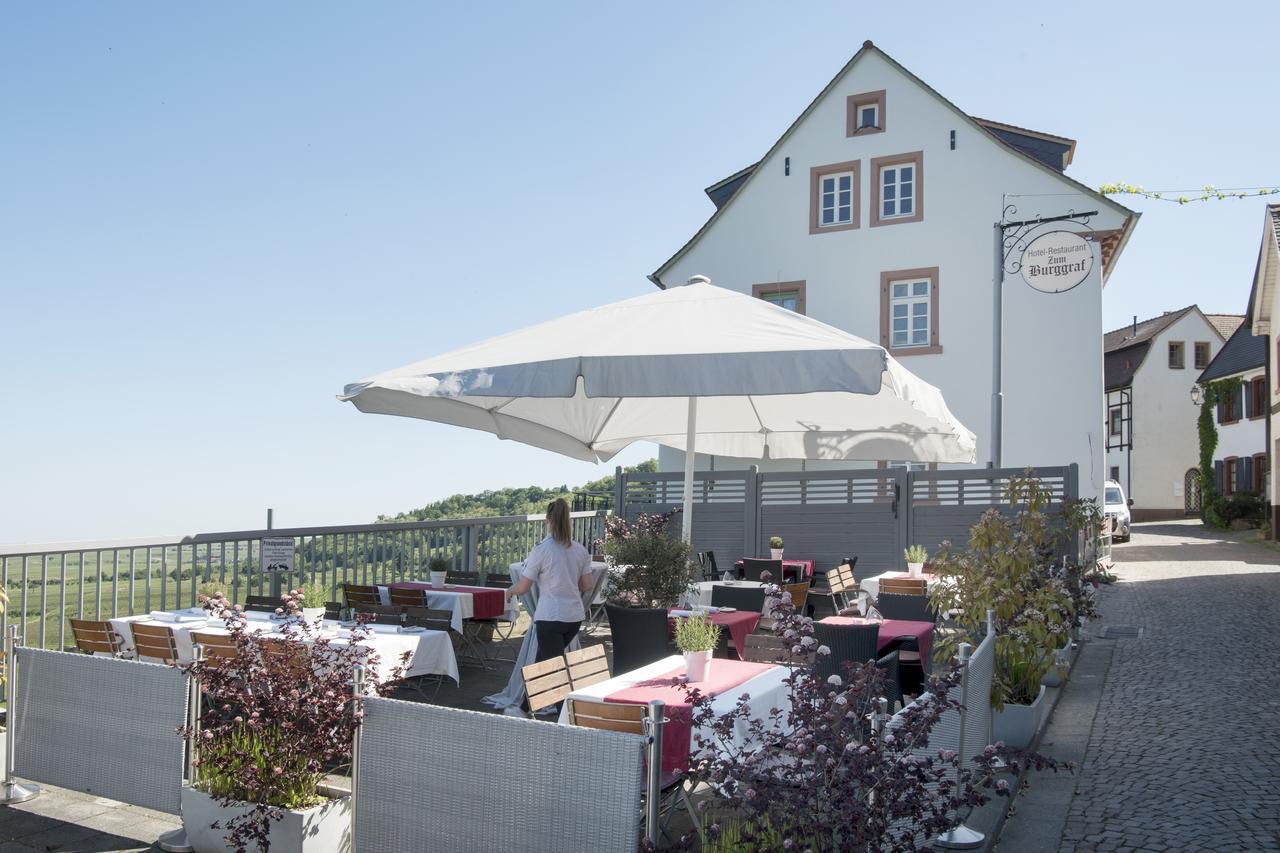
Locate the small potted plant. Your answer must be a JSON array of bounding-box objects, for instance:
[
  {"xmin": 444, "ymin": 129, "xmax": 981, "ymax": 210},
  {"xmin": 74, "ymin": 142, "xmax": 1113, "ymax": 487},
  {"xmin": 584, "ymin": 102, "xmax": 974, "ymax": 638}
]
[
  {"xmin": 297, "ymin": 583, "xmax": 329, "ymax": 623},
  {"xmin": 769, "ymin": 535, "xmax": 784, "ymax": 560},
  {"xmin": 428, "ymin": 556, "xmax": 449, "ymax": 589},
  {"xmin": 674, "ymin": 612, "xmax": 721, "ymax": 683},
  {"xmin": 182, "ymin": 590, "xmax": 406, "ymax": 853},
  {"xmin": 904, "ymin": 544, "xmax": 928, "ymax": 576}
]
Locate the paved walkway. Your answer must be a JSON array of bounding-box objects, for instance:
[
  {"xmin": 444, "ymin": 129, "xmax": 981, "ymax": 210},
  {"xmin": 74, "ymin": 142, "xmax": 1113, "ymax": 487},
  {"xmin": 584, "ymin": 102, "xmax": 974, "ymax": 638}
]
[{"xmin": 1002, "ymin": 520, "xmax": 1280, "ymax": 852}]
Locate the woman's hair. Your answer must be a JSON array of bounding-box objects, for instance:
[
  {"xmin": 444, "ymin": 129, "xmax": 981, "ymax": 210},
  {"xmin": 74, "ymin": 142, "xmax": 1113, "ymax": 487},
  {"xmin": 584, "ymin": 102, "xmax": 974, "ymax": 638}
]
[{"xmin": 546, "ymin": 498, "xmax": 572, "ymax": 546}]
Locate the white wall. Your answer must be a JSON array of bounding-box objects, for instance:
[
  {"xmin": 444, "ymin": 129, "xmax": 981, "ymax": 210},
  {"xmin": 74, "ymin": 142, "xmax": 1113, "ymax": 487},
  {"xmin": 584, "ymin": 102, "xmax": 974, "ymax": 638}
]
[
  {"xmin": 1125, "ymin": 312, "xmax": 1224, "ymax": 511},
  {"xmin": 657, "ymin": 50, "xmax": 1130, "ymax": 499},
  {"xmin": 1214, "ymin": 368, "xmax": 1266, "ymax": 465}
]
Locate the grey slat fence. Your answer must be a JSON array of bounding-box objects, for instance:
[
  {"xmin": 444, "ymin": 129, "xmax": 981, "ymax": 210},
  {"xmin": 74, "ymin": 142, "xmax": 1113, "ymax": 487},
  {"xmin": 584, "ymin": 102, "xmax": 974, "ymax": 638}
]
[
  {"xmin": 0, "ymin": 511, "xmax": 608, "ymax": 663},
  {"xmin": 617, "ymin": 464, "xmax": 1079, "ymax": 580}
]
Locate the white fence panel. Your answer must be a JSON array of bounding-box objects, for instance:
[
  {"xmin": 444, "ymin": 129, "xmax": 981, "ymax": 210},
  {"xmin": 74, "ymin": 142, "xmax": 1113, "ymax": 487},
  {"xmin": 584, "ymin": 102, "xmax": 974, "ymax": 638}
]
[
  {"xmin": 13, "ymin": 649, "xmax": 188, "ymax": 814},
  {"xmin": 356, "ymin": 697, "xmax": 645, "ymax": 852}
]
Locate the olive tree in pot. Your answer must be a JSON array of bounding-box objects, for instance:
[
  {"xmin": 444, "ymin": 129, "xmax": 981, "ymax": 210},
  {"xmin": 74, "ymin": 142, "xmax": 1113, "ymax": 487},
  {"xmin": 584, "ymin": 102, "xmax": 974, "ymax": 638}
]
[
  {"xmin": 929, "ymin": 472, "xmax": 1079, "ymax": 749},
  {"xmin": 181, "ymin": 591, "xmax": 407, "ymax": 853},
  {"xmin": 599, "ymin": 510, "xmax": 693, "ymax": 609}
]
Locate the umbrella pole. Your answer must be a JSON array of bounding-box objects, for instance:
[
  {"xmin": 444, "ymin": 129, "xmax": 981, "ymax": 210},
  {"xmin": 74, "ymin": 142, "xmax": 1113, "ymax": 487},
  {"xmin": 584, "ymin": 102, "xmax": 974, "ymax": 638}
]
[{"xmin": 681, "ymin": 397, "xmax": 697, "ymax": 543}]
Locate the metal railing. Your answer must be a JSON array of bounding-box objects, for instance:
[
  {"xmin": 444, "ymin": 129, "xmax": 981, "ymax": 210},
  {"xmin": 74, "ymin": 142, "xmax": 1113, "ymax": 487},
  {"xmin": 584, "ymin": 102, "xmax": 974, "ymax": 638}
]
[{"xmin": 0, "ymin": 511, "xmax": 608, "ymax": 659}]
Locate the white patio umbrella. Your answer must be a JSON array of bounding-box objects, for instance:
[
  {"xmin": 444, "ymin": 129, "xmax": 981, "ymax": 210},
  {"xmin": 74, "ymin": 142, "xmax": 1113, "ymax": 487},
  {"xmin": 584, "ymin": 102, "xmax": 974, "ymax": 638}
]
[{"xmin": 339, "ymin": 277, "xmax": 976, "ymax": 541}]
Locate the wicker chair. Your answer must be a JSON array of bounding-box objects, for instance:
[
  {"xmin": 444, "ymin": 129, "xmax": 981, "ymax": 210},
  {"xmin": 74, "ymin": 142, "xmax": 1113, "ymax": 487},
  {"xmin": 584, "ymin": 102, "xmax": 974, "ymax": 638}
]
[
  {"xmin": 709, "ymin": 584, "xmax": 766, "ymax": 614},
  {"xmin": 874, "ymin": 592, "xmax": 935, "ymax": 623},
  {"xmin": 740, "ymin": 558, "xmax": 782, "ymax": 582},
  {"xmin": 69, "ymin": 618, "xmax": 124, "ymax": 656},
  {"xmin": 604, "ymin": 604, "xmax": 669, "ymax": 675},
  {"xmin": 813, "ymin": 622, "xmax": 902, "ymax": 710}
]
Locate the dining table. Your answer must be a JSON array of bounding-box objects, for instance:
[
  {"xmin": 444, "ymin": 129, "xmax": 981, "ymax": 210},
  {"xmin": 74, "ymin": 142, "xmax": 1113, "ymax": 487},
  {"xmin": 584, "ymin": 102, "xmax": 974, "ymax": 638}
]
[
  {"xmin": 667, "ymin": 608, "xmax": 760, "ymax": 658},
  {"xmin": 858, "ymin": 571, "xmax": 940, "ymax": 607},
  {"xmin": 733, "ymin": 558, "xmax": 815, "ymax": 582},
  {"xmin": 376, "ymin": 582, "xmax": 507, "ymax": 633},
  {"xmin": 817, "ymin": 615, "xmax": 935, "ymax": 672},
  {"xmin": 684, "ymin": 580, "xmax": 776, "ymax": 619},
  {"xmin": 558, "ymin": 654, "xmax": 790, "ymax": 772},
  {"xmin": 109, "ymin": 609, "xmax": 461, "ymax": 684}
]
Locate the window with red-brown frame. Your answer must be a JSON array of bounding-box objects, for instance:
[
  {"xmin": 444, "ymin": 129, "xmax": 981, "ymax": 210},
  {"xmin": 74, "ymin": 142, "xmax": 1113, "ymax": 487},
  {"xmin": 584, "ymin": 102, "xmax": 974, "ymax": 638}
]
[
  {"xmin": 1253, "ymin": 453, "xmax": 1268, "ymax": 493},
  {"xmin": 1223, "ymin": 456, "xmax": 1239, "ymax": 496},
  {"xmin": 1250, "ymin": 376, "xmax": 1266, "ymax": 420}
]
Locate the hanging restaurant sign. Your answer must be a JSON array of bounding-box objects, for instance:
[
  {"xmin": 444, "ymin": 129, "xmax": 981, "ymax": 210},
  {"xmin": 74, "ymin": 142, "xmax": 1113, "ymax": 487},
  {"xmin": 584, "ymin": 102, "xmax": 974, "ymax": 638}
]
[{"xmin": 1019, "ymin": 230, "xmax": 1094, "ymax": 293}]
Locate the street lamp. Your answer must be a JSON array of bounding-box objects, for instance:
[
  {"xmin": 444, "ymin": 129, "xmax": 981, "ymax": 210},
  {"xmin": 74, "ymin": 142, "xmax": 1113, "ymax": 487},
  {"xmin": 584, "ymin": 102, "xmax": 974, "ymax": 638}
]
[{"xmin": 1190, "ymin": 385, "xmax": 1203, "ymax": 405}]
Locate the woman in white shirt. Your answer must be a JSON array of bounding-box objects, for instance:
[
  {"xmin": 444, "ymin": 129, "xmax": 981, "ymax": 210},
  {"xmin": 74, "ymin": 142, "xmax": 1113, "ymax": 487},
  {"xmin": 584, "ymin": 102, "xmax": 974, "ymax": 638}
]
[{"xmin": 504, "ymin": 498, "xmax": 595, "ymax": 663}]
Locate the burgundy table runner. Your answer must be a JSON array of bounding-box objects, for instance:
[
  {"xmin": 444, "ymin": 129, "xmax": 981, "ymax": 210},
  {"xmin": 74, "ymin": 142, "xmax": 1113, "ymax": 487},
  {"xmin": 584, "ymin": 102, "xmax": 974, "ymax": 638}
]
[{"xmin": 386, "ymin": 582, "xmax": 506, "ymax": 620}]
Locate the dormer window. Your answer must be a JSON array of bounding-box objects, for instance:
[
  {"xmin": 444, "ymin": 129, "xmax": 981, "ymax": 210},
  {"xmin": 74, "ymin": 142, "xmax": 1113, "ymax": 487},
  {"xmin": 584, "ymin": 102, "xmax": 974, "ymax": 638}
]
[{"xmin": 846, "ymin": 90, "xmax": 886, "ymax": 137}]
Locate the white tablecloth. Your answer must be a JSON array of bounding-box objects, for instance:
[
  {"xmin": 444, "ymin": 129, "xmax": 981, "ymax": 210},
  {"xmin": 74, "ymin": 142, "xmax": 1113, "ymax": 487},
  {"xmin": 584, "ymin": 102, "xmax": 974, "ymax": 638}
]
[
  {"xmin": 684, "ymin": 581, "xmax": 776, "ymax": 618},
  {"xmin": 859, "ymin": 572, "xmax": 940, "ymax": 611},
  {"xmin": 557, "ymin": 654, "xmax": 791, "ymax": 761},
  {"xmin": 374, "ymin": 585, "xmax": 474, "ymax": 633},
  {"xmin": 109, "ymin": 610, "xmax": 460, "ymax": 684}
]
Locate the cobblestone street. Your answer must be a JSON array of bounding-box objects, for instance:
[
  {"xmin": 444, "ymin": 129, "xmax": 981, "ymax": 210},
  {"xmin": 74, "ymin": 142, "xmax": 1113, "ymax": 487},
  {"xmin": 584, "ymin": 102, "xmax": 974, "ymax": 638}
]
[{"xmin": 1057, "ymin": 520, "xmax": 1280, "ymax": 852}]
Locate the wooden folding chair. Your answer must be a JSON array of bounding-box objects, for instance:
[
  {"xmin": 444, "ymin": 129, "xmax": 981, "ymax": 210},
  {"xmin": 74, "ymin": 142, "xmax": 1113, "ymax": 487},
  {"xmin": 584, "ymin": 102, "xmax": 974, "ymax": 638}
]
[
  {"xmin": 565, "ymin": 644, "xmax": 610, "ymax": 688},
  {"xmin": 69, "ymin": 618, "xmax": 124, "ymax": 656},
  {"xmin": 784, "ymin": 582, "xmax": 810, "ymax": 613},
  {"xmin": 880, "ymin": 577, "xmax": 928, "ymax": 596},
  {"xmin": 388, "ymin": 587, "xmax": 429, "ymax": 609},
  {"xmin": 402, "ymin": 606, "xmax": 453, "ymax": 632},
  {"xmin": 742, "ymin": 634, "xmax": 803, "ymax": 665},
  {"xmin": 129, "ymin": 623, "xmax": 181, "ymax": 664},
  {"xmin": 522, "ymin": 656, "xmax": 572, "ymax": 714},
  {"xmin": 259, "ymin": 638, "xmax": 312, "ymax": 680},
  {"xmin": 353, "ymin": 603, "xmax": 405, "ymax": 625},
  {"xmin": 566, "ymin": 699, "xmax": 702, "ymax": 838},
  {"xmin": 189, "ymin": 631, "xmax": 237, "ymax": 662},
  {"xmin": 342, "ymin": 584, "xmax": 381, "ymax": 607}
]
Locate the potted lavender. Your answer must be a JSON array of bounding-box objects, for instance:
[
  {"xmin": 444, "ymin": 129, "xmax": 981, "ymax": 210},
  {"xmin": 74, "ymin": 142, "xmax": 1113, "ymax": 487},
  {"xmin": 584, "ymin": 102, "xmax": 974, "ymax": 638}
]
[
  {"xmin": 181, "ymin": 590, "xmax": 406, "ymax": 853},
  {"xmin": 904, "ymin": 544, "xmax": 928, "ymax": 576}
]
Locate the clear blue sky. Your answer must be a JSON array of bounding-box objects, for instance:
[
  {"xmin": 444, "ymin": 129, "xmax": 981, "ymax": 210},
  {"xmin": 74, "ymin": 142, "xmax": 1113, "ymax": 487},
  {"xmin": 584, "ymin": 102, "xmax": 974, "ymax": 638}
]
[{"xmin": 3, "ymin": 1, "xmax": 1276, "ymax": 544}]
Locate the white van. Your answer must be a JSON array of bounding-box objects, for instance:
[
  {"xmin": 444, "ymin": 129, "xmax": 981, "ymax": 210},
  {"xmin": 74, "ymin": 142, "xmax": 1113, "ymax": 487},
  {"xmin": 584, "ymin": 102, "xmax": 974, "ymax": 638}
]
[{"xmin": 1103, "ymin": 480, "xmax": 1132, "ymax": 543}]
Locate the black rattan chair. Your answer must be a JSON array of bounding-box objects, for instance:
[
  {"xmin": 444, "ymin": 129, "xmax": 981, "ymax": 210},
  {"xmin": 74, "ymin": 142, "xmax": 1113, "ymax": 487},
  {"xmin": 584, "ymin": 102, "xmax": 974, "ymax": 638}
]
[
  {"xmin": 740, "ymin": 558, "xmax": 782, "ymax": 582},
  {"xmin": 813, "ymin": 622, "xmax": 903, "ymax": 710},
  {"xmin": 704, "ymin": 550, "xmax": 720, "ymax": 580},
  {"xmin": 605, "ymin": 604, "xmax": 670, "ymax": 676},
  {"xmin": 709, "ymin": 584, "xmax": 767, "ymax": 613},
  {"xmin": 875, "ymin": 592, "xmax": 935, "ymax": 623}
]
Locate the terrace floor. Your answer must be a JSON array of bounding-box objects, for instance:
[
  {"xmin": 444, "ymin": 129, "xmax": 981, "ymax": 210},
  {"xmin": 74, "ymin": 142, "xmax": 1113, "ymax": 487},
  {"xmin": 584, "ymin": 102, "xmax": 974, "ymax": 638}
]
[{"xmin": 6, "ymin": 521, "xmax": 1277, "ymax": 851}]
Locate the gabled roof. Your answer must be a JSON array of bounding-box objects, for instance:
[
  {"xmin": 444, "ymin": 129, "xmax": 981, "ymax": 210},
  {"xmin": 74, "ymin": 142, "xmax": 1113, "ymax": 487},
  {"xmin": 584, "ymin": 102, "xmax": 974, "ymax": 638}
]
[
  {"xmin": 1104, "ymin": 306, "xmax": 1198, "ymax": 354},
  {"xmin": 1248, "ymin": 204, "xmax": 1280, "ymax": 334},
  {"xmin": 1103, "ymin": 306, "xmax": 1229, "ymax": 391},
  {"xmin": 971, "ymin": 118, "xmax": 1076, "ymax": 171},
  {"xmin": 1198, "ymin": 323, "xmax": 1266, "ymax": 382},
  {"xmin": 1205, "ymin": 314, "xmax": 1245, "ymax": 340},
  {"xmin": 650, "ymin": 40, "xmax": 1138, "ymax": 288}
]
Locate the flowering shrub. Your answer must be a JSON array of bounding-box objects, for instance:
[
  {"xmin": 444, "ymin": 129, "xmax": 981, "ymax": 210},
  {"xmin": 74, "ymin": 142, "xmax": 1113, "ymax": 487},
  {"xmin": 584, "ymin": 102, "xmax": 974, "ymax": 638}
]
[
  {"xmin": 678, "ymin": 582, "xmax": 1058, "ymax": 851},
  {"xmin": 929, "ymin": 473, "xmax": 1079, "ymax": 707},
  {"xmin": 183, "ymin": 589, "xmax": 407, "ymax": 853},
  {"xmin": 598, "ymin": 510, "xmax": 693, "ymax": 608}
]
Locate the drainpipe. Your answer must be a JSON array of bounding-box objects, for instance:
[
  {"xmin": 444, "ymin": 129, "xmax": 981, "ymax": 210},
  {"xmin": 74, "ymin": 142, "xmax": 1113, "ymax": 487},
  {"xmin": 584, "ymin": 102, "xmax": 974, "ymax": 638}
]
[{"xmin": 1267, "ymin": 338, "xmax": 1274, "ymax": 539}]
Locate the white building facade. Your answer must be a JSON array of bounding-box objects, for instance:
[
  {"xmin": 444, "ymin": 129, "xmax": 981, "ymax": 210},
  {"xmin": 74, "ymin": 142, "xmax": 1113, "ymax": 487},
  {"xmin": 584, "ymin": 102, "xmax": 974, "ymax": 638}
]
[
  {"xmin": 650, "ymin": 41, "xmax": 1138, "ymax": 500},
  {"xmin": 1196, "ymin": 323, "xmax": 1267, "ymax": 500},
  {"xmin": 1104, "ymin": 307, "xmax": 1236, "ymax": 520},
  {"xmin": 1245, "ymin": 204, "xmax": 1280, "ymax": 536}
]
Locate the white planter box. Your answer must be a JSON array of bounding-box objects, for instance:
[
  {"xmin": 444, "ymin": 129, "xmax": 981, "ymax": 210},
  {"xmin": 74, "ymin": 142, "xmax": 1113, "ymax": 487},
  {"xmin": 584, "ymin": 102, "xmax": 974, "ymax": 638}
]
[
  {"xmin": 770, "ymin": 549, "xmax": 783, "ymax": 560},
  {"xmin": 430, "ymin": 571, "xmax": 447, "ymax": 589},
  {"xmin": 301, "ymin": 608, "xmax": 325, "ymax": 623},
  {"xmin": 181, "ymin": 786, "xmax": 351, "ymax": 853},
  {"xmin": 991, "ymin": 685, "xmax": 1047, "ymax": 750},
  {"xmin": 907, "ymin": 562, "xmax": 924, "ymax": 576},
  {"xmin": 683, "ymin": 650, "xmax": 711, "ymax": 682}
]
